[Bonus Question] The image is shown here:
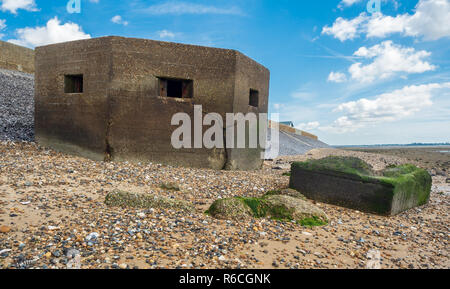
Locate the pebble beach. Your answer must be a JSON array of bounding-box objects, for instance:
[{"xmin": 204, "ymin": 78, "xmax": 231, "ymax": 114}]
[{"xmin": 0, "ymin": 141, "xmax": 448, "ymax": 269}]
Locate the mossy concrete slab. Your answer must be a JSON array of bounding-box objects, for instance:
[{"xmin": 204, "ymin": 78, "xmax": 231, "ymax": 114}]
[
  {"xmin": 207, "ymin": 193, "xmax": 328, "ymax": 226},
  {"xmin": 289, "ymin": 156, "xmax": 431, "ymax": 216},
  {"xmin": 105, "ymin": 190, "xmax": 194, "ymax": 212},
  {"xmin": 206, "ymin": 198, "xmax": 253, "ymax": 221}
]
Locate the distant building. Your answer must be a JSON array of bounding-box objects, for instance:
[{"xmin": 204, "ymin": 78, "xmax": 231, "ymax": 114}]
[
  {"xmin": 280, "ymin": 121, "xmax": 294, "ymax": 127},
  {"xmin": 34, "ymin": 36, "xmax": 270, "ymax": 170}
]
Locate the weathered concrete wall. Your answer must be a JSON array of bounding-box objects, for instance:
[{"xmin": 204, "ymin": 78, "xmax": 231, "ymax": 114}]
[
  {"xmin": 290, "ymin": 168, "xmax": 394, "ymax": 215},
  {"xmin": 0, "ymin": 41, "xmax": 34, "ymax": 74},
  {"xmin": 289, "ymin": 162, "xmax": 431, "ymax": 216},
  {"xmin": 108, "ymin": 37, "xmax": 238, "ymax": 169},
  {"xmin": 35, "ymin": 36, "xmax": 270, "ymax": 170},
  {"xmin": 35, "ymin": 38, "xmax": 112, "ymax": 161},
  {"xmin": 226, "ymin": 52, "xmax": 270, "ymax": 170}
]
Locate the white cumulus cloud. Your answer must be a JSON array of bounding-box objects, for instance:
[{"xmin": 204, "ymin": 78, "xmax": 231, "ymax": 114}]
[
  {"xmin": 322, "ymin": 82, "xmax": 450, "ymax": 133},
  {"xmin": 328, "ymin": 72, "xmax": 347, "ymax": 83},
  {"xmin": 323, "ymin": 0, "xmax": 450, "ymax": 41},
  {"xmin": 322, "ymin": 14, "xmax": 367, "ymax": 41},
  {"xmin": 8, "ymin": 17, "xmax": 91, "ymax": 48},
  {"xmin": 111, "ymin": 15, "xmax": 129, "ymax": 26},
  {"xmin": 349, "ymin": 41, "xmax": 436, "ymax": 82},
  {"xmin": 1, "ymin": 0, "xmax": 38, "ymax": 14},
  {"xmin": 158, "ymin": 30, "xmax": 176, "ymax": 39},
  {"xmin": 298, "ymin": 122, "xmax": 321, "ymax": 131}
]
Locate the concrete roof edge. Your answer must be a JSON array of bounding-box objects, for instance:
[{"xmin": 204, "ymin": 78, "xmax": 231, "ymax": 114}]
[
  {"xmin": 34, "ymin": 36, "xmax": 112, "ymax": 50},
  {"xmin": 107, "ymin": 35, "xmax": 238, "ymax": 53},
  {"xmin": 234, "ymin": 50, "xmax": 269, "ymax": 72},
  {"xmin": 33, "ymin": 36, "xmax": 268, "ymax": 70},
  {"xmin": 0, "ymin": 40, "xmax": 34, "ymax": 52}
]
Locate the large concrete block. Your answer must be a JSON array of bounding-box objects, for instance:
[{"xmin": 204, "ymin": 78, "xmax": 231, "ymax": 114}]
[{"xmin": 289, "ymin": 157, "xmax": 431, "ymax": 216}]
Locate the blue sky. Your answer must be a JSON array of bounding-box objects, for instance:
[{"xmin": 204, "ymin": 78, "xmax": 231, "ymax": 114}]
[{"xmin": 1, "ymin": 0, "xmax": 450, "ymax": 145}]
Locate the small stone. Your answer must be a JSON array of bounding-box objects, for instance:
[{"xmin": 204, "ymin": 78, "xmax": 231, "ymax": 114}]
[
  {"xmin": 0, "ymin": 226, "xmax": 11, "ymax": 233},
  {"xmin": 436, "ymin": 170, "xmax": 446, "ymax": 177},
  {"xmin": 119, "ymin": 263, "xmax": 128, "ymax": 269},
  {"xmin": 0, "ymin": 249, "xmax": 12, "ymax": 255},
  {"xmin": 65, "ymin": 248, "xmax": 80, "ymax": 258},
  {"xmin": 302, "ymin": 231, "xmax": 312, "ymax": 236},
  {"xmin": 85, "ymin": 232, "xmax": 100, "ymax": 241},
  {"xmin": 446, "ymin": 178, "xmax": 450, "ymax": 184},
  {"xmin": 44, "ymin": 252, "xmax": 52, "ymax": 259}
]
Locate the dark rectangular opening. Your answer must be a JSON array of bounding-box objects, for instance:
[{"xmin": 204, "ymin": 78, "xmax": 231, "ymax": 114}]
[
  {"xmin": 64, "ymin": 75, "xmax": 83, "ymax": 93},
  {"xmin": 249, "ymin": 89, "xmax": 259, "ymax": 107},
  {"xmin": 158, "ymin": 77, "xmax": 193, "ymax": 98}
]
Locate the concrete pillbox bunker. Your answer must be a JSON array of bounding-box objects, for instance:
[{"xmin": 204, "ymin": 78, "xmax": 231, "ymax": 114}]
[{"xmin": 34, "ymin": 36, "xmax": 270, "ymax": 170}]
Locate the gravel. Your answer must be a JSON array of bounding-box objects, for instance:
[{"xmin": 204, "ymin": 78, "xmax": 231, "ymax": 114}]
[
  {"xmin": 0, "ymin": 142, "xmax": 448, "ymax": 269},
  {"xmin": 0, "ymin": 69, "xmax": 34, "ymax": 142}
]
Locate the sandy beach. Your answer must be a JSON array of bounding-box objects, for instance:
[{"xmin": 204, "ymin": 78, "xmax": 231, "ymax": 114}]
[{"xmin": 0, "ymin": 142, "xmax": 448, "ymax": 269}]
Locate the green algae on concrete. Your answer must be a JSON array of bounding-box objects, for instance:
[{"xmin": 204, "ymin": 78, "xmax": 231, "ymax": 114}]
[
  {"xmin": 207, "ymin": 191, "xmax": 328, "ymax": 226},
  {"xmin": 289, "ymin": 156, "xmax": 431, "ymax": 216},
  {"xmin": 105, "ymin": 190, "xmax": 194, "ymax": 212},
  {"xmin": 264, "ymin": 188, "xmax": 307, "ymax": 200},
  {"xmin": 205, "ymin": 198, "xmax": 253, "ymax": 221},
  {"xmin": 292, "ymin": 156, "xmax": 375, "ymax": 177}
]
